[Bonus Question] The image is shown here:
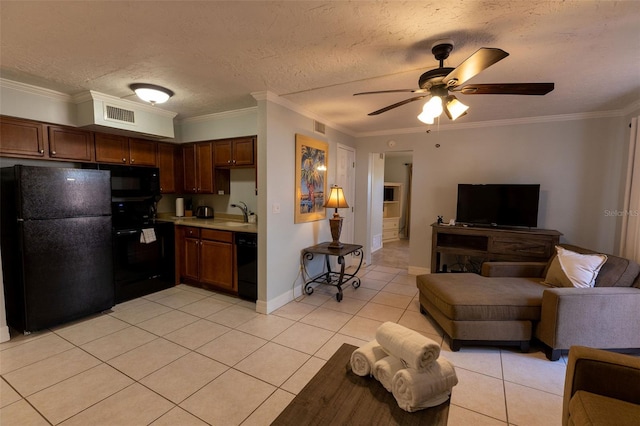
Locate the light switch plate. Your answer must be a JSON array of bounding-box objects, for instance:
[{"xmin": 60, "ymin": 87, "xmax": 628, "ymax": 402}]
[{"xmin": 272, "ymin": 203, "xmax": 281, "ymax": 214}]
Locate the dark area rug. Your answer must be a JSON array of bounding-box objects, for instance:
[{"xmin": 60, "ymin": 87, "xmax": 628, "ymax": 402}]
[{"xmin": 271, "ymin": 343, "xmax": 450, "ymax": 426}]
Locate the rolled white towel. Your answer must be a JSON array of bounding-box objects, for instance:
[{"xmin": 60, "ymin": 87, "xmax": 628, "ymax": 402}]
[
  {"xmin": 375, "ymin": 321, "xmax": 441, "ymax": 371},
  {"xmin": 391, "ymin": 357, "xmax": 458, "ymax": 413},
  {"xmin": 373, "ymin": 355, "xmax": 405, "ymax": 392},
  {"xmin": 350, "ymin": 340, "xmax": 388, "ymax": 377}
]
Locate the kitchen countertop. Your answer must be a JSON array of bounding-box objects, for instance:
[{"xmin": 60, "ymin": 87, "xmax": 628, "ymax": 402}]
[{"xmin": 157, "ymin": 214, "xmax": 257, "ymax": 234}]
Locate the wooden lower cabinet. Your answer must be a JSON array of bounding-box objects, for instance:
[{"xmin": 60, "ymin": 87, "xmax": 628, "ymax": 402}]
[{"xmin": 177, "ymin": 226, "xmax": 236, "ymax": 294}]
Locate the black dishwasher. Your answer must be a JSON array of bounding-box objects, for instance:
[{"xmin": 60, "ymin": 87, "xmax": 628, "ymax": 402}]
[{"xmin": 236, "ymin": 233, "xmax": 257, "ymax": 301}]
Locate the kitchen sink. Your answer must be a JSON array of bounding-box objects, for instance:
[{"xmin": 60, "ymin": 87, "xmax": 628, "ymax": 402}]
[{"xmin": 221, "ymin": 221, "xmax": 249, "ymax": 227}]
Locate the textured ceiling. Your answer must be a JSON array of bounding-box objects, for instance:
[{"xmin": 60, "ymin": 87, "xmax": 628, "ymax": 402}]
[{"xmin": 1, "ymin": 1, "xmax": 639, "ymax": 135}]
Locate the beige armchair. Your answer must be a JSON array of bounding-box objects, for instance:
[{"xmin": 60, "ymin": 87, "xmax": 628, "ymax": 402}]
[{"xmin": 563, "ymin": 346, "xmax": 640, "ymax": 426}]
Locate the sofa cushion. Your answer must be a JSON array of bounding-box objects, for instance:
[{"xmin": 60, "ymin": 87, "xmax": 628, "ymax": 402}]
[
  {"xmin": 543, "ymin": 246, "xmax": 607, "ymax": 288},
  {"xmin": 545, "ymin": 244, "xmax": 640, "ymax": 288},
  {"xmin": 568, "ymin": 390, "xmax": 640, "ymax": 426},
  {"xmin": 416, "ymin": 273, "xmax": 545, "ymax": 321}
]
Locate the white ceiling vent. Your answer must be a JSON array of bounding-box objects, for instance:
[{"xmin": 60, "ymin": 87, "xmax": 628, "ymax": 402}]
[
  {"xmin": 314, "ymin": 120, "xmax": 326, "ymax": 135},
  {"xmin": 105, "ymin": 104, "xmax": 135, "ymax": 124},
  {"xmin": 74, "ymin": 91, "xmax": 177, "ymax": 139}
]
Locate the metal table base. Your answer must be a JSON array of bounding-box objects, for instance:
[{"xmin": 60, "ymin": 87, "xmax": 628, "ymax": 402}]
[{"xmin": 302, "ymin": 242, "xmax": 364, "ymax": 302}]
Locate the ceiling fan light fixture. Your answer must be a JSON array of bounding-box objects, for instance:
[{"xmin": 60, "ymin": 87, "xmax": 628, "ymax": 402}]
[
  {"xmin": 444, "ymin": 95, "xmax": 469, "ymax": 120},
  {"xmin": 129, "ymin": 83, "xmax": 174, "ymax": 105},
  {"xmin": 417, "ymin": 96, "xmax": 443, "ymax": 124},
  {"xmin": 417, "ymin": 110, "xmax": 435, "ymax": 124}
]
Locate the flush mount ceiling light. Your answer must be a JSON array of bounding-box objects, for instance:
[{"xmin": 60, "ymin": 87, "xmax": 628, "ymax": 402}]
[{"xmin": 129, "ymin": 83, "xmax": 174, "ymax": 105}]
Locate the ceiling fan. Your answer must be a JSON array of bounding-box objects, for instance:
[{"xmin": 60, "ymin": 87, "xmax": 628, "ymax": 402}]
[{"xmin": 354, "ymin": 40, "xmax": 554, "ymax": 123}]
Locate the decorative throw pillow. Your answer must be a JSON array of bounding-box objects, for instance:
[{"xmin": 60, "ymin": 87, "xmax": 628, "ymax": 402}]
[{"xmin": 543, "ymin": 246, "xmax": 608, "ymax": 288}]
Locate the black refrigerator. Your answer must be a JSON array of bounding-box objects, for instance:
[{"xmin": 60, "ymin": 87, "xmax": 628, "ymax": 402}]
[{"xmin": 1, "ymin": 165, "xmax": 114, "ymax": 333}]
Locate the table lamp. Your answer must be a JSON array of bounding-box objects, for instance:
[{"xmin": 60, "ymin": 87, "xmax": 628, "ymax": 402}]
[{"xmin": 324, "ymin": 185, "xmax": 349, "ymax": 248}]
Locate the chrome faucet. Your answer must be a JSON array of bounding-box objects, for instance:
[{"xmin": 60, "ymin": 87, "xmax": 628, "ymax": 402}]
[{"xmin": 231, "ymin": 201, "xmax": 249, "ymax": 222}]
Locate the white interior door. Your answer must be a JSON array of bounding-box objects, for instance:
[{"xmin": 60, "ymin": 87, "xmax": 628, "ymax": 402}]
[{"xmin": 337, "ymin": 144, "xmax": 356, "ymax": 266}]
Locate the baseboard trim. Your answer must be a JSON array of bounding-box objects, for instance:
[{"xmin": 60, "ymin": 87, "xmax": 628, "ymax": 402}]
[
  {"xmin": 260, "ymin": 284, "xmax": 304, "ymax": 314},
  {"xmin": 0, "ymin": 325, "xmax": 10, "ymax": 343}
]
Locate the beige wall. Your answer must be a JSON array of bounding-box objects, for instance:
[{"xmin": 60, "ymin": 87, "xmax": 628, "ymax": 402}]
[{"xmin": 355, "ymin": 114, "xmax": 634, "ymax": 273}]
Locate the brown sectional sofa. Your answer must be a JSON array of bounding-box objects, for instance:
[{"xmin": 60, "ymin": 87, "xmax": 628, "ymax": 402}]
[
  {"xmin": 416, "ymin": 244, "xmax": 640, "ymax": 360},
  {"xmin": 563, "ymin": 346, "xmax": 640, "ymax": 426}
]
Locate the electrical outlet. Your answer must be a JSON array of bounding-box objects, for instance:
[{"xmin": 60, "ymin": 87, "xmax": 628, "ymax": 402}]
[{"xmin": 272, "ymin": 203, "xmax": 281, "ymax": 214}]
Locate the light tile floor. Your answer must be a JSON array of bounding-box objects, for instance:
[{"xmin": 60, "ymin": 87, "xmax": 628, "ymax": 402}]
[{"xmin": 1, "ymin": 256, "xmax": 583, "ymax": 426}]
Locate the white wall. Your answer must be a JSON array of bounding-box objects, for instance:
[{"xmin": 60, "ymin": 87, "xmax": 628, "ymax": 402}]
[
  {"xmin": 254, "ymin": 93, "xmax": 357, "ymax": 312},
  {"xmin": 355, "ymin": 114, "xmax": 632, "ymax": 272}
]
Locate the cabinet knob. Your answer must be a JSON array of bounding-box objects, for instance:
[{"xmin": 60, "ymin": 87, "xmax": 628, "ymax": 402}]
[
  {"xmin": 227, "ymin": 160, "xmax": 231, "ymax": 164},
  {"xmin": 51, "ymin": 151, "xmax": 56, "ymax": 155},
  {"xmin": 122, "ymin": 158, "xmax": 126, "ymax": 163},
  {"xmin": 39, "ymin": 149, "xmax": 44, "ymax": 154},
  {"xmin": 192, "ymin": 187, "xmax": 196, "ymax": 191},
  {"xmin": 131, "ymin": 158, "xmax": 135, "ymax": 163}
]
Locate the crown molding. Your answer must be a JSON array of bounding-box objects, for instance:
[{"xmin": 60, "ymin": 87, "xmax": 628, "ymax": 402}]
[
  {"xmin": 179, "ymin": 106, "xmax": 257, "ymax": 124},
  {"xmin": 355, "ymin": 106, "xmax": 640, "ymax": 138},
  {"xmin": 0, "ymin": 78, "xmax": 72, "ymax": 102},
  {"xmin": 0, "ymin": 79, "xmax": 178, "ymax": 118},
  {"xmin": 251, "ymin": 90, "xmax": 356, "ymax": 137}
]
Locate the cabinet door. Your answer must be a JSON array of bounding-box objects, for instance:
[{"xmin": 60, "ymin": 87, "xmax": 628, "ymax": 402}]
[
  {"xmin": 200, "ymin": 240, "xmax": 234, "ymax": 290},
  {"xmin": 48, "ymin": 125, "xmax": 93, "ymax": 162},
  {"xmin": 232, "ymin": 137, "xmax": 255, "ymax": 166},
  {"xmin": 196, "ymin": 142, "xmax": 214, "ymax": 193},
  {"xmin": 182, "ymin": 237, "xmax": 200, "ymax": 281},
  {"xmin": 129, "ymin": 138, "xmax": 157, "ymax": 166},
  {"xmin": 157, "ymin": 142, "xmax": 177, "ymax": 193},
  {"xmin": 213, "ymin": 140, "xmax": 232, "ymax": 167},
  {"xmin": 182, "ymin": 144, "xmax": 197, "ymax": 193},
  {"xmin": 0, "ymin": 116, "xmax": 46, "ymax": 158},
  {"xmin": 95, "ymin": 133, "xmax": 128, "ymax": 164}
]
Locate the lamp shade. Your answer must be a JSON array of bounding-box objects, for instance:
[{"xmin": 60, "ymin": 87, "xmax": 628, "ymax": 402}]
[
  {"xmin": 323, "ymin": 185, "xmax": 349, "ymax": 209},
  {"xmin": 444, "ymin": 95, "xmax": 469, "ymax": 120},
  {"xmin": 130, "ymin": 83, "xmax": 174, "ymax": 105}
]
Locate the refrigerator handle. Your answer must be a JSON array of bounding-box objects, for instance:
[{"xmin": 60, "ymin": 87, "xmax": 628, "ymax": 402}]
[{"xmin": 115, "ymin": 229, "xmax": 138, "ymax": 236}]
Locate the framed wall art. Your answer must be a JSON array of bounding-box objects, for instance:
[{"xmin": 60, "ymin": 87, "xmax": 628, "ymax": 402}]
[{"xmin": 295, "ymin": 133, "xmax": 328, "ymax": 223}]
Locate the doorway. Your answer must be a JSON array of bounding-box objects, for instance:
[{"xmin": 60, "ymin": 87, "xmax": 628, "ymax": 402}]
[{"xmin": 383, "ymin": 151, "xmax": 413, "ymax": 240}]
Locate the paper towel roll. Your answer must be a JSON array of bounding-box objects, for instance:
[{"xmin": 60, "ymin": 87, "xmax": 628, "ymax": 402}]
[{"xmin": 175, "ymin": 198, "xmax": 184, "ymax": 217}]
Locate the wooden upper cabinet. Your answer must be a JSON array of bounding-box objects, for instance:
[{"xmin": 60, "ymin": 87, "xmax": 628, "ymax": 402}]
[
  {"xmin": 48, "ymin": 125, "xmax": 93, "ymax": 162},
  {"xmin": 128, "ymin": 138, "xmax": 157, "ymax": 166},
  {"xmin": 196, "ymin": 142, "xmax": 214, "ymax": 193},
  {"xmin": 95, "ymin": 134, "xmax": 157, "ymax": 166},
  {"xmin": 157, "ymin": 142, "xmax": 178, "ymax": 193},
  {"xmin": 214, "ymin": 137, "xmax": 255, "ymax": 167},
  {"xmin": 94, "ymin": 133, "xmax": 129, "ymax": 164},
  {"xmin": 0, "ymin": 116, "xmax": 46, "ymax": 158},
  {"xmin": 232, "ymin": 137, "xmax": 256, "ymax": 166},
  {"xmin": 182, "ymin": 142, "xmax": 214, "ymax": 194},
  {"xmin": 182, "ymin": 143, "xmax": 197, "ymax": 193}
]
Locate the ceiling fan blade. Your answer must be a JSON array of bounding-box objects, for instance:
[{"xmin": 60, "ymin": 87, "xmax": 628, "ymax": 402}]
[
  {"xmin": 456, "ymin": 83, "xmax": 555, "ymax": 95},
  {"xmin": 354, "ymin": 89, "xmax": 428, "ymax": 96},
  {"xmin": 443, "ymin": 48, "xmax": 509, "ymax": 87},
  {"xmin": 368, "ymin": 95, "xmax": 428, "ymax": 115}
]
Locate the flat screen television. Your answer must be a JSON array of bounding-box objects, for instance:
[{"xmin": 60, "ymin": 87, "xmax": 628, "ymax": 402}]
[{"xmin": 456, "ymin": 184, "xmax": 540, "ymax": 228}]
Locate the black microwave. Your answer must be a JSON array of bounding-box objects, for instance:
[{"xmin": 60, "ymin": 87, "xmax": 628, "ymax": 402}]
[{"xmin": 84, "ymin": 164, "xmax": 160, "ymax": 201}]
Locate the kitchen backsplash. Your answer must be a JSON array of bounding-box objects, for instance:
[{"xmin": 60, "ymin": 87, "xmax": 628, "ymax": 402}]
[{"xmin": 157, "ymin": 168, "xmax": 257, "ymax": 217}]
